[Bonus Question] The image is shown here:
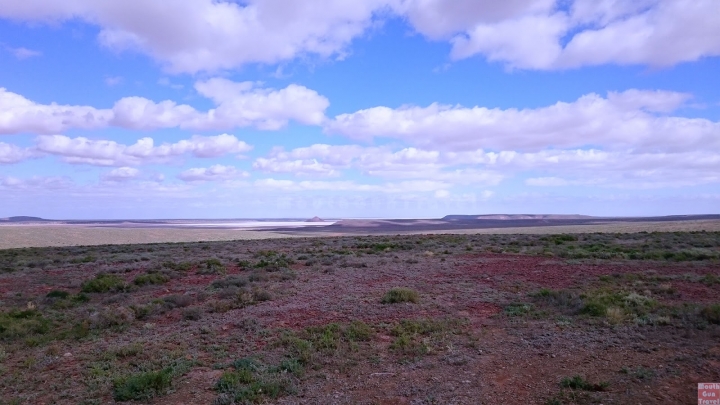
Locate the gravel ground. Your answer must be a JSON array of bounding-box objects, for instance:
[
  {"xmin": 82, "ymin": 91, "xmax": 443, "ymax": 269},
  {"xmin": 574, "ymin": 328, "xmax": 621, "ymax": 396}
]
[
  {"xmin": 3, "ymin": 219, "xmax": 720, "ymax": 249},
  {"xmin": 0, "ymin": 225, "xmax": 295, "ymax": 249}
]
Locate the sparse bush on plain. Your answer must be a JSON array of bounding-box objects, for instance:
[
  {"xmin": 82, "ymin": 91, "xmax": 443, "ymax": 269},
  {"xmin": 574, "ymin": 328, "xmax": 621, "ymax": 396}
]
[
  {"xmin": 381, "ymin": 287, "xmax": 419, "ymax": 304},
  {"xmin": 198, "ymin": 258, "xmax": 225, "ymax": 275},
  {"xmin": 113, "ymin": 368, "xmax": 173, "ymax": 401},
  {"xmin": 560, "ymin": 375, "xmax": 609, "ymax": 391},
  {"xmin": 90, "ymin": 306, "xmax": 134, "ymax": 329},
  {"xmin": 701, "ymin": 304, "xmax": 720, "ymax": 324},
  {"xmin": 133, "ymin": 272, "xmax": 169, "ymax": 286},
  {"xmin": 211, "ymin": 275, "xmax": 248, "ymax": 289},
  {"xmin": 182, "ymin": 306, "xmax": 203, "ymax": 321},
  {"xmin": 163, "ymin": 294, "xmax": 193, "ymax": 308},
  {"xmin": 81, "ymin": 273, "xmax": 126, "ymax": 293},
  {"xmin": 46, "ymin": 290, "xmax": 70, "ymax": 299},
  {"xmin": 0, "ymin": 309, "xmax": 51, "ymax": 341}
]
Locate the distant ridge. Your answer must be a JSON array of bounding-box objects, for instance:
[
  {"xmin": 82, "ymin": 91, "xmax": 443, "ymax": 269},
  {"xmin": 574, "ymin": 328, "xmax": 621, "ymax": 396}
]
[
  {"xmin": 305, "ymin": 216, "xmax": 325, "ymax": 222},
  {"xmin": 443, "ymin": 214, "xmax": 595, "ymax": 221},
  {"xmin": 0, "ymin": 216, "xmax": 50, "ymax": 222}
]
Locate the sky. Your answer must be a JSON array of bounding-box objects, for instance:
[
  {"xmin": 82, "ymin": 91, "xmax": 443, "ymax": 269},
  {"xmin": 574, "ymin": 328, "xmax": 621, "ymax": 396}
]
[{"xmin": 0, "ymin": 0, "xmax": 719, "ymax": 219}]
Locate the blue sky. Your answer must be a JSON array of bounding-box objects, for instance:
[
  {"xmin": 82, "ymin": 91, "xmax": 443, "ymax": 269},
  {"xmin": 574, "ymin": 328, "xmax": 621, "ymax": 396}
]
[{"xmin": 0, "ymin": 0, "xmax": 719, "ymax": 219}]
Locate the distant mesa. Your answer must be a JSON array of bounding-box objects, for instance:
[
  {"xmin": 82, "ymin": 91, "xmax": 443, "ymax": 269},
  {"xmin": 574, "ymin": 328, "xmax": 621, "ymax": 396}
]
[
  {"xmin": 443, "ymin": 214, "xmax": 594, "ymax": 221},
  {"xmin": 0, "ymin": 216, "xmax": 50, "ymax": 222},
  {"xmin": 305, "ymin": 216, "xmax": 325, "ymax": 222}
]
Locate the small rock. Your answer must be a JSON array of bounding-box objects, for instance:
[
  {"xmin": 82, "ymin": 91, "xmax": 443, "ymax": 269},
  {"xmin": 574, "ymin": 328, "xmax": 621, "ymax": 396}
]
[{"xmin": 63, "ymin": 352, "xmax": 72, "ymax": 357}]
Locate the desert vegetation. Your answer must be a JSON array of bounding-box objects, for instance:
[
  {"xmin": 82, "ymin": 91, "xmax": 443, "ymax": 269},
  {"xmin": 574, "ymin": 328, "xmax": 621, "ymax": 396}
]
[{"xmin": 0, "ymin": 231, "xmax": 718, "ymax": 403}]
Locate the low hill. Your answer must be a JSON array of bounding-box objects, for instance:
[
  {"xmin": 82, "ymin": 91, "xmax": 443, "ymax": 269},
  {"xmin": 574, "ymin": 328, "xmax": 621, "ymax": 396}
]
[{"xmin": 0, "ymin": 216, "xmax": 50, "ymax": 222}]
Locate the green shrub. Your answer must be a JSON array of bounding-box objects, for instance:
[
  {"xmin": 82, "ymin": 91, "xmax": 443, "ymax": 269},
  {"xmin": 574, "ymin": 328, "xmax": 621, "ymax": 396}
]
[
  {"xmin": 381, "ymin": 288, "xmax": 419, "ymax": 304},
  {"xmin": 216, "ymin": 369, "xmax": 254, "ymax": 392},
  {"xmin": 504, "ymin": 303, "xmax": 533, "ymax": 317},
  {"xmin": 233, "ymin": 380, "xmax": 289, "ymax": 402},
  {"xmin": 211, "ymin": 275, "xmax": 247, "ymax": 289},
  {"xmin": 198, "ymin": 258, "xmax": 225, "ymax": 275},
  {"xmin": 580, "ymin": 289, "xmax": 656, "ymax": 319},
  {"xmin": 182, "ymin": 306, "xmax": 203, "ymax": 321},
  {"xmin": 162, "ymin": 261, "xmax": 193, "ymax": 271},
  {"xmin": 702, "ymin": 274, "xmax": 720, "ymax": 286},
  {"xmin": 72, "ymin": 293, "xmax": 90, "ymax": 303},
  {"xmin": 305, "ymin": 323, "xmax": 341, "ymax": 351},
  {"xmin": 81, "ymin": 273, "xmax": 126, "ymax": 293},
  {"xmin": 560, "ymin": 375, "xmax": 608, "ymax": 391},
  {"xmin": 345, "ymin": 320, "xmax": 374, "ymax": 342},
  {"xmin": 46, "ymin": 290, "xmax": 70, "ymax": 299},
  {"xmin": 701, "ymin": 304, "xmax": 720, "ymax": 324},
  {"xmin": 133, "ymin": 273, "xmax": 169, "ymax": 286},
  {"xmin": 272, "ymin": 358, "xmax": 302, "ymax": 374},
  {"xmin": 252, "ymin": 289, "xmax": 272, "ymax": 302},
  {"xmin": 255, "ymin": 253, "xmax": 293, "ymax": 271},
  {"xmin": 113, "ymin": 368, "xmax": 173, "ymax": 401},
  {"xmin": 0, "ymin": 309, "xmax": 51, "ymax": 341},
  {"xmin": 162, "ymin": 294, "xmax": 193, "ymax": 308}
]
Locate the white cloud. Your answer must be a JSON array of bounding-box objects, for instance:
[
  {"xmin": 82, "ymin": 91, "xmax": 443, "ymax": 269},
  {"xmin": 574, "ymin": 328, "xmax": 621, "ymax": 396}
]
[
  {"xmin": 0, "ymin": 88, "xmax": 112, "ymax": 135},
  {"xmin": 253, "ymin": 158, "xmax": 340, "ymax": 177},
  {"xmin": 0, "ymin": 142, "xmax": 35, "ymax": 164},
  {"xmin": 255, "ymin": 139, "xmax": 720, "ymax": 190},
  {"xmin": 253, "ymin": 143, "xmax": 505, "ymax": 187},
  {"xmin": 7, "ymin": 46, "xmax": 42, "ymax": 60},
  {"xmin": 0, "ymin": 80, "xmax": 329, "ymax": 134},
  {"xmin": 253, "ymin": 178, "xmax": 451, "ymax": 194},
  {"xmin": 434, "ymin": 189, "xmax": 449, "ymax": 198},
  {"xmin": 191, "ymin": 78, "xmax": 329, "ymax": 129},
  {"xmin": 326, "ymin": 89, "xmax": 715, "ymax": 153},
  {"xmin": 450, "ymin": 12, "xmax": 568, "ymax": 69},
  {"xmin": 35, "ymin": 133, "xmax": 252, "ymax": 166},
  {"xmin": 405, "ymin": 0, "xmax": 720, "ymax": 70},
  {"xmin": 178, "ymin": 164, "xmax": 249, "ymax": 182},
  {"xmin": 102, "ymin": 167, "xmax": 140, "ymax": 182},
  {"xmin": 1, "ymin": 1, "xmax": 718, "ymax": 71},
  {"xmin": 558, "ymin": 0, "xmax": 720, "ymax": 69},
  {"xmin": 0, "ymin": 0, "xmax": 395, "ymax": 73},
  {"xmin": 400, "ymin": 0, "xmax": 555, "ymax": 39},
  {"xmin": 104, "ymin": 76, "xmax": 123, "ymax": 87},
  {"xmin": 157, "ymin": 77, "xmax": 184, "ymax": 90},
  {"xmin": 0, "ymin": 175, "xmax": 73, "ymax": 190},
  {"xmin": 525, "ymin": 177, "xmax": 569, "ymax": 187}
]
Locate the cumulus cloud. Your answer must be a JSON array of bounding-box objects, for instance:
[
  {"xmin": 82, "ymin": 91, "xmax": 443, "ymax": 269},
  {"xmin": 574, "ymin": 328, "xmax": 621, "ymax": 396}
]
[
  {"xmin": 400, "ymin": 0, "xmax": 555, "ymax": 39},
  {"xmin": 0, "ymin": 0, "xmax": 395, "ymax": 73},
  {"xmin": 0, "ymin": 80, "xmax": 328, "ymax": 135},
  {"xmin": 326, "ymin": 89, "xmax": 715, "ymax": 153},
  {"xmin": 109, "ymin": 80, "xmax": 329, "ymax": 131},
  {"xmin": 525, "ymin": 177, "xmax": 570, "ymax": 187},
  {"xmin": 253, "ymin": 144, "xmax": 504, "ymax": 186},
  {"xmin": 178, "ymin": 165, "xmax": 249, "ymax": 182},
  {"xmin": 0, "ymin": 88, "xmax": 112, "ymax": 135},
  {"xmin": 35, "ymin": 133, "xmax": 252, "ymax": 166},
  {"xmin": 450, "ymin": 12, "xmax": 568, "ymax": 69},
  {"xmin": 254, "ymin": 140, "xmax": 720, "ymax": 189},
  {"xmin": 102, "ymin": 167, "xmax": 140, "ymax": 182},
  {"xmin": 405, "ymin": 0, "xmax": 720, "ymax": 69},
  {"xmin": 191, "ymin": 78, "xmax": 329, "ymax": 129},
  {"xmin": 0, "ymin": 142, "xmax": 35, "ymax": 164},
  {"xmin": 253, "ymin": 158, "xmax": 341, "ymax": 177},
  {"xmin": 253, "ymin": 178, "xmax": 451, "ymax": 194},
  {"xmin": 558, "ymin": 0, "xmax": 720, "ymax": 68},
  {"xmin": 3, "ymin": 0, "xmax": 716, "ymax": 71},
  {"xmin": 0, "ymin": 175, "xmax": 73, "ymax": 190}
]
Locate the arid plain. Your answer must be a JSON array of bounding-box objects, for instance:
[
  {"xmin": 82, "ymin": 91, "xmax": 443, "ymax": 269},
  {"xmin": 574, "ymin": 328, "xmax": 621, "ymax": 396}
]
[{"xmin": 1, "ymin": 217, "xmax": 720, "ymax": 404}]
